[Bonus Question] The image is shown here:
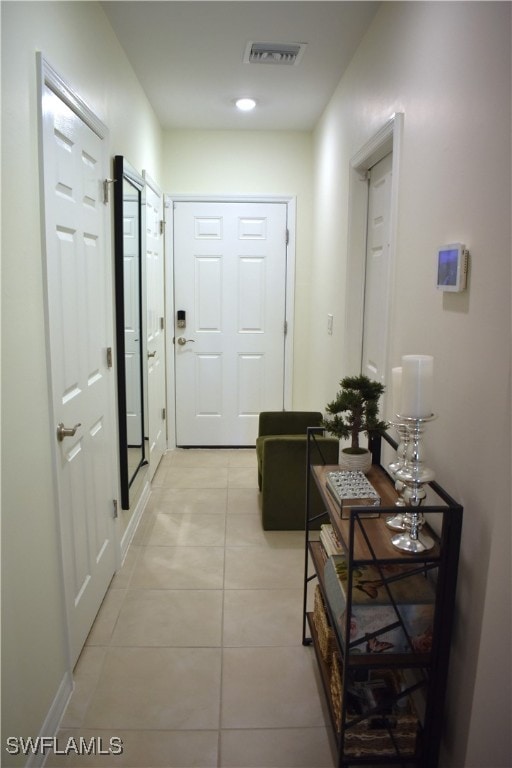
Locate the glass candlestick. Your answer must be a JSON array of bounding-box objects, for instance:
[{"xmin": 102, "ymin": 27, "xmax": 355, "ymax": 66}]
[
  {"xmin": 386, "ymin": 421, "xmax": 410, "ymax": 530},
  {"xmin": 391, "ymin": 414, "xmax": 436, "ymax": 553}
]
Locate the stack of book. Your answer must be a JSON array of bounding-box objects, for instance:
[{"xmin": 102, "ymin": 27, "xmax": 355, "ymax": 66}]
[{"xmin": 319, "ymin": 523, "xmax": 343, "ymax": 560}]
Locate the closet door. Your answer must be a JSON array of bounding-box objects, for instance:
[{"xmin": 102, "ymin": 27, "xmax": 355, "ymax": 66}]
[
  {"xmin": 361, "ymin": 152, "xmax": 393, "ymax": 385},
  {"xmin": 144, "ymin": 172, "xmax": 167, "ymax": 477},
  {"xmin": 40, "ymin": 60, "xmax": 116, "ymax": 665}
]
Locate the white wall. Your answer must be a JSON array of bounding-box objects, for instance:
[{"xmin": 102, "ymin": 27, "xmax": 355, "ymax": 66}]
[
  {"xmin": 163, "ymin": 129, "xmax": 315, "ymax": 407},
  {"xmin": 311, "ymin": 3, "xmax": 511, "ymax": 766},
  {"xmin": 1, "ymin": 2, "xmax": 162, "ymax": 760}
]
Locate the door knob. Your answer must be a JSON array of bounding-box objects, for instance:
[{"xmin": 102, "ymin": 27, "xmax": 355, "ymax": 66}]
[
  {"xmin": 177, "ymin": 337, "xmax": 195, "ymax": 346},
  {"xmin": 56, "ymin": 422, "xmax": 81, "ymax": 442},
  {"xmin": 147, "ymin": 350, "xmax": 157, "ymax": 358}
]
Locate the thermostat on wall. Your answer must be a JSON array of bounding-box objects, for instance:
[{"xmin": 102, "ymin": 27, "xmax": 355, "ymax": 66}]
[{"xmin": 436, "ymin": 243, "xmax": 468, "ymax": 292}]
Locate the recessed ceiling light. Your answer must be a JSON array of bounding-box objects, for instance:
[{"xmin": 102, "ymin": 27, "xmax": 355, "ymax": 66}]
[{"xmin": 235, "ymin": 97, "xmax": 256, "ymax": 112}]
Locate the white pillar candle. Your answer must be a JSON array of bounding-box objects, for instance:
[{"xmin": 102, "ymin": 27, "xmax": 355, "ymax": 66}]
[
  {"xmin": 391, "ymin": 367, "xmax": 402, "ymax": 419},
  {"xmin": 400, "ymin": 355, "xmax": 434, "ymax": 418}
]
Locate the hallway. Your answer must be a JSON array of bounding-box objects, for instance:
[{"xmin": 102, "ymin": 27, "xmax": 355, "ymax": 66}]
[{"xmin": 49, "ymin": 449, "xmax": 335, "ymax": 767}]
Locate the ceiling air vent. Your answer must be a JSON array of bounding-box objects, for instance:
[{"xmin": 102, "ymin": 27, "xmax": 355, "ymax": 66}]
[{"xmin": 243, "ymin": 41, "xmax": 307, "ymax": 66}]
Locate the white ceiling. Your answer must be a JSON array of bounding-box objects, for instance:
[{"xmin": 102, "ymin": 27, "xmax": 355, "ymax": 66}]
[{"xmin": 101, "ymin": 1, "xmax": 380, "ymax": 131}]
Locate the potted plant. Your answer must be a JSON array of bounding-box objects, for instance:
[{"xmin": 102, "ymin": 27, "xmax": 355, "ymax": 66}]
[{"xmin": 322, "ymin": 374, "xmax": 387, "ymax": 473}]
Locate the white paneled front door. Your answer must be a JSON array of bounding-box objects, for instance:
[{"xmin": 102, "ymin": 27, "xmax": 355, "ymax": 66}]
[
  {"xmin": 174, "ymin": 201, "xmax": 288, "ymax": 446},
  {"xmin": 361, "ymin": 152, "xmax": 393, "ymax": 384},
  {"xmin": 144, "ymin": 173, "xmax": 167, "ymax": 477},
  {"xmin": 40, "ymin": 63, "xmax": 116, "ymax": 666}
]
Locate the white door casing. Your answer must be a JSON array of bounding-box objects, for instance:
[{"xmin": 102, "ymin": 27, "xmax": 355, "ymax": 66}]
[
  {"xmin": 38, "ymin": 58, "xmax": 117, "ymax": 666},
  {"xmin": 361, "ymin": 152, "xmax": 393, "ymax": 384},
  {"xmin": 164, "ymin": 195, "xmax": 177, "ymax": 449},
  {"xmin": 173, "ymin": 200, "xmax": 290, "ymax": 446},
  {"xmin": 344, "ymin": 113, "xmax": 403, "ymax": 419},
  {"xmin": 143, "ymin": 172, "xmax": 167, "ymax": 477}
]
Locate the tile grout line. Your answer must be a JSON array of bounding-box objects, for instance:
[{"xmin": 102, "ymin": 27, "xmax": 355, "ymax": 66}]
[
  {"xmin": 217, "ymin": 481, "xmax": 230, "ymax": 768},
  {"xmin": 61, "ymin": 453, "xmax": 338, "ymax": 766}
]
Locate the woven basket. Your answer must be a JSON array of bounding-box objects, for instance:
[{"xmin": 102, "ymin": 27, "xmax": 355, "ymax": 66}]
[
  {"xmin": 330, "ymin": 658, "xmax": 419, "ymax": 758},
  {"xmin": 312, "ymin": 586, "xmax": 335, "ymax": 663},
  {"xmin": 330, "ymin": 652, "xmax": 343, "ymax": 731}
]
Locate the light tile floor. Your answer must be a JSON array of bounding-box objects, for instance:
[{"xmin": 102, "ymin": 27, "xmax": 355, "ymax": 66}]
[{"xmin": 49, "ymin": 449, "xmax": 336, "ymax": 768}]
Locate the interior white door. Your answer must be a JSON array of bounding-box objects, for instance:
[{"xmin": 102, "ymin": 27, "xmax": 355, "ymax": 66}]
[
  {"xmin": 123, "ymin": 196, "xmax": 143, "ymax": 446},
  {"xmin": 40, "ymin": 75, "xmax": 116, "ymax": 666},
  {"xmin": 144, "ymin": 173, "xmax": 167, "ymax": 477},
  {"xmin": 174, "ymin": 201, "xmax": 288, "ymax": 446},
  {"xmin": 361, "ymin": 153, "xmax": 393, "ymax": 384}
]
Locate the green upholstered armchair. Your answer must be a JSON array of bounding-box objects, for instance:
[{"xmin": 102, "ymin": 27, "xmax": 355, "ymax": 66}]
[{"xmin": 256, "ymin": 411, "xmax": 339, "ymax": 530}]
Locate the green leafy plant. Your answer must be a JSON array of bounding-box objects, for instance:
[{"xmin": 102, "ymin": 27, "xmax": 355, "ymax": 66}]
[{"xmin": 322, "ymin": 375, "xmax": 387, "ymax": 454}]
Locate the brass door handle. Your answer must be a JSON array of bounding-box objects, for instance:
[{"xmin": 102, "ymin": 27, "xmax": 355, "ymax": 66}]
[
  {"xmin": 177, "ymin": 337, "xmax": 195, "ymax": 346},
  {"xmin": 56, "ymin": 422, "xmax": 81, "ymax": 442}
]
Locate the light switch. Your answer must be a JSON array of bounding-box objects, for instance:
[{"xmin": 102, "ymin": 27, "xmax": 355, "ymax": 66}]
[{"xmin": 327, "ymin": 314, "xmax": 333, "ymax": 335}]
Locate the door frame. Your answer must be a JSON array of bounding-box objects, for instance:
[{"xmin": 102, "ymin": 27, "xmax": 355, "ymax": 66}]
[
  {"xmin": 166, "ymin": 195, "xmax": 296, "ymax": 448},
  {"xmin": 343, "ymin": 113, "xmax": 404, "ymax": 408},
  {"xmin": 361, "ymin": 152, "xmax": 393, "ymax": 386}
]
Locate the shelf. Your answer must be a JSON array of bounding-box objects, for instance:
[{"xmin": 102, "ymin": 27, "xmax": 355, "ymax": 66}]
[
  {"xmin": 307, "ymin": 610, "xmax": 422, "ymax": 765},
  {"xmin": 304, "ymin": 431, "xmax": 463, "ymax": 767},
  {"xmin": 311, "ymin": 465, "xmax": 442, "ymax": 564},
  {"xmin": 309, "ymin": 541, "xmax": 432, "ymax": 670}
]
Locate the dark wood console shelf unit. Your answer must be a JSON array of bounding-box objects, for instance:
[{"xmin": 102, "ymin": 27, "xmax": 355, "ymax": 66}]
[{"xmin": 302, "ymin": 428, "xmax": 463, "ymax": 768}]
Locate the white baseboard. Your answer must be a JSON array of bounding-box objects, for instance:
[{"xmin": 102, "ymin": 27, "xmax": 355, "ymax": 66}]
[
  {"xmin": 23, "ymin": 671, "xmax": 73, "ymax": 768},
  {"xmin": 21, "ymin": 486, "xmax": 151, "ymax": 768},
  {"xmin": 119, "ymin": 478, "xmax": 151, "ymax": 563}
]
